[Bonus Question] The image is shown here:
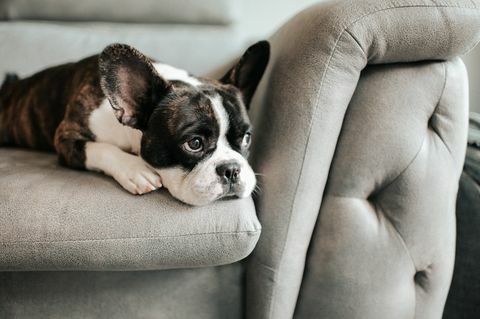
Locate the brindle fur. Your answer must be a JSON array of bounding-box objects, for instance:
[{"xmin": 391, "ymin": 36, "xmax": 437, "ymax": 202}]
[{"xmin": 0, "ymin": 55, "xmax": 102, "ymax": 168}]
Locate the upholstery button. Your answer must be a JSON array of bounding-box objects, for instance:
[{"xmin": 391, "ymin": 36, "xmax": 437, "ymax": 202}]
[{"xmin": 414, "ymin": 269, "xmax": 429, "ymax": 290}]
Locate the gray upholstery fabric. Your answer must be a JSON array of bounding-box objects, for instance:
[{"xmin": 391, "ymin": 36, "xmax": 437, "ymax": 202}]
[
  {"xmin": 246, "ymin": 1, "xmax": 479, "ymax": 318},
  {"xmin": 0, "ymin": 0, "xmax": 239, "ymax": 25},
  {"xmin": 295, "ymin": 59, "xmax": 468, "ymax": 318},
  {"xmin": 0, "ymin": 264, "xmax": 243, "ymax": 319},
  {"xmin": 0, "ymin": 149, "xmax": 261, "ymax": 271},
  {"xmin": 0, "ymin": 21, "xmax": 244, "ymax": 78}
]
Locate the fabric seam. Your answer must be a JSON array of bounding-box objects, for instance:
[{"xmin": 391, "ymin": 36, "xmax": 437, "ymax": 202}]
[
  {"xmin": 429, "ymin": 62, "xmax": 454, "ymax": 156},
  {"xmin": 0, "ymin": 229, "xmax": 261, "ymax": 245}
]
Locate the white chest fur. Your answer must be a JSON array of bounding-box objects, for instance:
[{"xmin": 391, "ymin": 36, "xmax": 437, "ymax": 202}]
[{"xmin": 88, "ymin": 100, "xmax": 143, "ymax": 154}]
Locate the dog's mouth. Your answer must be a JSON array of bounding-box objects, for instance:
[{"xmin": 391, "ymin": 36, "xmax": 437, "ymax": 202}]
[
  {"xmin": 226, "ymin": 182, "xmax": 235, "ymax": 195},
  {"xmin": 219, "ymin": 180, "xmax": 250, "ymax": 200},
  {"xmin": 221, "ymin": 185, "xmax": 238, "ymax": 200},
  {"xmin": 218, "ymin": 187, "xmax": 241, "ymax": 201}
]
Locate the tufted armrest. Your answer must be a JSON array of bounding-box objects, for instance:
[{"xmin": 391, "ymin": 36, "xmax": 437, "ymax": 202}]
[
  {"xmin": 246, "ymin": 1, "xmax": 480, "ymax": 318},
  {"xmin": 296, "ymin": 58, "xmax": 468, "ymax": 318}
]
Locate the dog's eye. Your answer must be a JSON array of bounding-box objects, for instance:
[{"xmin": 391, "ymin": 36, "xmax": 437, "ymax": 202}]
[
  {"xmin": 183, "ymin": 137, "xmax": 203, "ymax": 153},
  {"xmin": 242, "ymin": 132, "xmax": 252, "ymax": 149}
]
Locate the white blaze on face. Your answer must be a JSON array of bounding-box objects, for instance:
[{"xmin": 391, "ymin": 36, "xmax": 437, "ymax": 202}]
[
  {"xmin": 157, "ymin": 94, "xmax": 256, "ymax": 206},
  {"xmin": 210, "ymin": 94, "xmax": 229, "ymax": 146}
]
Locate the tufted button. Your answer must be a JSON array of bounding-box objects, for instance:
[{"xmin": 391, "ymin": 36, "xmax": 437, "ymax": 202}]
[
  {"xmin": 428, "ymin": 114, "xmax": 434, "ymax": 129},
  {"xmin": 414, "ymin": 267, "xmax": 431, "ymax": 290},
  {"xmin": 366, "ymin": 192, "xmax": 377, "ymax": 202}
]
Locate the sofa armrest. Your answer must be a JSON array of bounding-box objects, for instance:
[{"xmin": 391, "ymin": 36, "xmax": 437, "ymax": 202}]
[
  {"xmin": 296, "ymin": 58, "xmax": 469, "ymax": 318},
  {"xmin": 246, "ymin": 1, "xmax": 480, "ymax": 318}
]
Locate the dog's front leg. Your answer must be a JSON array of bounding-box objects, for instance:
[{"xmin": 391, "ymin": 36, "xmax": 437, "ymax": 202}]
[{"xmin": 85, "ymin": 142, "xmax": 162, "ymax": 195}]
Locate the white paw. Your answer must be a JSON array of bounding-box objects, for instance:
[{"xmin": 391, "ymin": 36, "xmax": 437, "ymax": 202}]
[
  {"xmin": 85, "ymin": 142, "xmax": 162, "ymax": 195},
  {"xmin": 112, "ymin": 156, "xmax": 162, "ymax": 195}
]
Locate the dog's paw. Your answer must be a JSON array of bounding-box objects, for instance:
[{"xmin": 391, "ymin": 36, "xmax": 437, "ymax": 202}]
[{"xmin": 112, "ymin": 157, "xmax": 162, "ymax": 195}]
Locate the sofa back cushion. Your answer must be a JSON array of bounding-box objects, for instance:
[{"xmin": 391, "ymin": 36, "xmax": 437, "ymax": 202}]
[{"xmin": 0, "ymin": 0, "xmax": 239, "ymax": 25}]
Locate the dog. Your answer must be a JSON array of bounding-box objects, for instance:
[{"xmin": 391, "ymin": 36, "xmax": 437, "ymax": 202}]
[{"xmin": 0, "ymin": 41, "xmax": 270, "ymax": 206}]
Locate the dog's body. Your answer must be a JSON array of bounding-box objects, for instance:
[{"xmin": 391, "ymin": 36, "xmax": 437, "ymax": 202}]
[{"xmin": 0, "ymin": 42, "xmax": 269, "ymax": 205}]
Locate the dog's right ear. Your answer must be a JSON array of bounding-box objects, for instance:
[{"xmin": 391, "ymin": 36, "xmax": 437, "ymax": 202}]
[
  {"xmin": 220, "ymin": 41, "xmax": 270, "ymax": 108},
  {"xmin": 99, "ymin": 43, "xmax": 170, "ymax": 130}
]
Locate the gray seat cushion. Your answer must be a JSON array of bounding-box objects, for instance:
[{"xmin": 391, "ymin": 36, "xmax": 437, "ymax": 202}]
[
  {"xmin": 0, "ymin": 148, "xmax": 261, "ymax": 271},
  {"xmin": 0, "ymin": 0, "xmax": 239, "ymax": 25}
]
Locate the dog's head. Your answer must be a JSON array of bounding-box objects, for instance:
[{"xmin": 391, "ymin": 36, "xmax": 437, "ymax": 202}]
[{"xmin": 98, "ymin": 42, "xmax": 269, "ymax": 205}]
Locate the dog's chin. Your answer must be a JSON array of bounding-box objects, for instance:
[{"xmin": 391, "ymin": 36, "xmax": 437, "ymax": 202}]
[
  {"xmin": 169, "ymin": 180, "xmax": 255, "ymax": 207},
  {"xmin": 156, "ymin": 167, "xmax": 256, "ymax": 206}
]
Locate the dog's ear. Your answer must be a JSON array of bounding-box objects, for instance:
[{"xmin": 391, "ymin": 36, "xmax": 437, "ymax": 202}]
[
  {"xmin": 99, "ymin": 43, "xmax": 170, "ymax": 130},
  {"xmin": 220, "ymin": 41, "xmax": 270, "ymax": 108}
]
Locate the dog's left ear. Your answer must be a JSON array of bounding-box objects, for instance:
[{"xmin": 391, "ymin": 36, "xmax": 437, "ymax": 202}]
[
  {"xmin": 99, "ymin": 43, "xmax": 170, "ymax": 130},
  {"xmin": 220, "ymin": 41, "xmax": 270, "ymax": 108}
]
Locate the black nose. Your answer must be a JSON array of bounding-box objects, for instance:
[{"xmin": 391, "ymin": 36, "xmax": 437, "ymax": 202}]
[{"xmin": 216, "ymin": 162, "xmax": 241, "ymax": 183}]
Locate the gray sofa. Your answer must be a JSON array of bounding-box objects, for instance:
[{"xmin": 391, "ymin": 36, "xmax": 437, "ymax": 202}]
[{"xmin": 1, "ymin": 0, "xmax": 479, "ymax": 318}]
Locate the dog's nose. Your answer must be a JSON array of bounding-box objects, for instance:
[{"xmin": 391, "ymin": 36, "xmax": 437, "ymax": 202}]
[{"xmin": 216, "ymin": 162, "xmax": 241, "ymax": 183}]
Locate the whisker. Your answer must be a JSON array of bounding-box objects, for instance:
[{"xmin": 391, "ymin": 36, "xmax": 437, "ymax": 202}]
[{"xmin": 252, "ymin": 183, "xmax": 262, "ymax": 196}]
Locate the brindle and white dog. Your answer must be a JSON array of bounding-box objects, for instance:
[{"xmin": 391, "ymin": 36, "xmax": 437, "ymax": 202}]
[{"xmin": 0, "ymin": 42, "xmax": 270, "ymax": 206}]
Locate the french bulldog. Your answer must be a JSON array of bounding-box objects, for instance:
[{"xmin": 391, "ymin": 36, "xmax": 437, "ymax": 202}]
[{"xmin": 0, "ymin": 41, "xmax": 270, "ymax": 206}]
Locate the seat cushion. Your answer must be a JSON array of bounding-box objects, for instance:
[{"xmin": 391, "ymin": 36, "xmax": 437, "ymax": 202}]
[
  {"xmin": 0, "ymin": 0, "xmax": 239, "ymax": 25},
  {"xmin": 0, "ymin": 148, "xmax": 261, "ymax": 271}
]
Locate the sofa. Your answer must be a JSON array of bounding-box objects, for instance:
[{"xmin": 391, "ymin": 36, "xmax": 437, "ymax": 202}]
[{"xmin": 1, "ymin": 0, "xmax": 479, "ymax": 318}]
